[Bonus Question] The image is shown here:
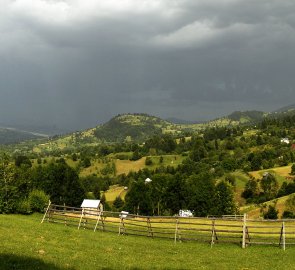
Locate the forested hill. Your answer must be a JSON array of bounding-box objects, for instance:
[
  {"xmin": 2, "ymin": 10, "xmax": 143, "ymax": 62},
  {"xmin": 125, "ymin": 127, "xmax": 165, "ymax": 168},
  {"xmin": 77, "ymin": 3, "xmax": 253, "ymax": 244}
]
[
  {"xmin": 93, "ymin": 114, "xmax": 182, "ymax": 142},
  {"xmin": 227, "ymin": 111, "xmax": 265, "ymax": 122},
  {"xmin": 93, "ymin": 111, "xmax": 267, "ymax": 143},
  {"xmin": 0, "ymin": 128, "xmax": 45, "ymax": 144}
]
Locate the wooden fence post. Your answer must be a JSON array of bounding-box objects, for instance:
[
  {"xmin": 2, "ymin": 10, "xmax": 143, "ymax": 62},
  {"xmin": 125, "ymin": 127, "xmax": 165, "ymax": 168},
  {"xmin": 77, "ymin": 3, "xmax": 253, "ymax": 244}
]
[
  {"xmin": 118, "ymin": 217, "xmax": 125, "ymax": 235},
  {"xmin": 41, "ymin": 200, "xmax": 51, "ymax": 224},
  {"xmin": 94, "ymin": 210, "xmax": 102, "ymax": 232},
  {"xmin": 78, "ymin": 208, "xmax": 85, "ymax": 229},
  {"xmin": 174, "ymin": 218, "xmax": 179, "ymax": 244},
  {"xmin": 211, "ymin": 219, "xmax": 218, "ymax": 247},
  {"xmin": 147, "ymin": 217, "xmax": 153, "ymax": 237},
  {"xmin": 279, "ymin": 222, "xmax": 286, "ymax": 250},
  {"xmin": 242, "ymin": 213, "xmax": 247, "ymax": 249}
]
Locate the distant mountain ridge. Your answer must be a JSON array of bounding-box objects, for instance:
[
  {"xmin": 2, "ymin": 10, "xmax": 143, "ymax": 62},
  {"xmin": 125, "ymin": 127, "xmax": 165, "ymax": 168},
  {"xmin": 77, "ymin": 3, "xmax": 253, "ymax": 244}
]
[
  {"xmin": 2, "ymin": 103, "xmax": 295, "ymax": 145},
  {"xmin": 0, "ymin": 127, "xmax": 45, "ymax": 145},
  {"xmin": 272, "ymin": 104, "xmax": 295, "ymax": 114}
]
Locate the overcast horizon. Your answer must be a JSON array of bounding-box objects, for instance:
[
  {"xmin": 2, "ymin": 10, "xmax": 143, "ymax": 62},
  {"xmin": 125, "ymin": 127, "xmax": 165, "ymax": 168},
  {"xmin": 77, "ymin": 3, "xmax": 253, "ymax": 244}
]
[{"xmin": 1, "ymin": 0, "xmax": 295, "ymax": 130}]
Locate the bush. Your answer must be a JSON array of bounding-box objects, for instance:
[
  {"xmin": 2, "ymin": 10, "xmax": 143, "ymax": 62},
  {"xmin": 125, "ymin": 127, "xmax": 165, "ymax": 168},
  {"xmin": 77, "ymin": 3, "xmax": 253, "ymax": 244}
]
[
  {"xmin": 113, "ymin": 196, "xmax": 124, "ymax": 210},
  {"xmin": 145, "ymin": 157, "xmax": 153, "ymax": 166},
  {"xmin": 282, "ymin": 211, "xmax": 295, "ymax": 219},
  {"xmin": 28, "ymin": 190, "xmax": 50, "ymax": 213},
  {"xmin": 18, "ymin": 199, "xmax": 32, "ymax": 215},
  {"xmin": 263, "ymin": 205, "xmax": 278, "ymax": 219}
]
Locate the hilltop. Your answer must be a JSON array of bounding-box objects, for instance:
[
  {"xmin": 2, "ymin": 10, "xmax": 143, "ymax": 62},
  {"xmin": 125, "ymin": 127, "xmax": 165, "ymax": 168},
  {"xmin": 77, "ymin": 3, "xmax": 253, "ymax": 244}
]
[{"xmin": 93, "ymin": 113, "xmax": 182, "ymax": 142}]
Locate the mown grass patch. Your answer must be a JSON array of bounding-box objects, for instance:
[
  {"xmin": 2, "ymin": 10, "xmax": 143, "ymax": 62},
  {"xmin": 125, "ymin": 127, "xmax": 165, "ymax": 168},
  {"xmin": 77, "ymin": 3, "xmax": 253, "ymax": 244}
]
[
  {"xmin": 249, "ymin": 165, "xmax": 293, "ymax": 185},
  {"xmin": 115, "ymin": 157, "xmax": 146, "ymax": 175},
  {"xmin": 103, "ymin": 185, "xmax": 127, "ymax": 202},
  {"xmin": 1, "ymin": 214, "xmax": 295, "ymax": 270}
]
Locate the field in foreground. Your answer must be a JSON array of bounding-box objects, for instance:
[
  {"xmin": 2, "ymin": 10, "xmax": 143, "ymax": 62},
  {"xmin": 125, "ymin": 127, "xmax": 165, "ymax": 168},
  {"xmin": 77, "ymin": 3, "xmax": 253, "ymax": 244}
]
[{"xmin": 1, "ymin": 215, "xmax": 295, "ymax": 270}]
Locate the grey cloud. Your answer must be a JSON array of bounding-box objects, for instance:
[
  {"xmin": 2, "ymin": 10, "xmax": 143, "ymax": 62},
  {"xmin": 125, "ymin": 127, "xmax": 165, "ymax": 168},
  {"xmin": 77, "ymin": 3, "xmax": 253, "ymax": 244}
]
[{"xmin": 0, "ymin": 0, "xmax": 295, "ymax": 130}]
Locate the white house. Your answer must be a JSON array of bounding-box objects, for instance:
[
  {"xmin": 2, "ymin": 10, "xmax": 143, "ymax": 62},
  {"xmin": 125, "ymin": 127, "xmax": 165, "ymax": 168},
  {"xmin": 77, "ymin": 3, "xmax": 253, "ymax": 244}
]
[
  {"xmin": 145, "ymin": 178, "xmax": 152, "ymax": 184},
  {"xmin": 281, "ymin": 138, "xmax": 290, "ymax": 144}
]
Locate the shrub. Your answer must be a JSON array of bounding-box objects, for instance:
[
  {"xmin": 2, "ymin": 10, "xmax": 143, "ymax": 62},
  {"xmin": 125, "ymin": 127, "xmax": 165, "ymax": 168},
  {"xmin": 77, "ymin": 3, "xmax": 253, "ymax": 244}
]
[
  {"xmin": 18, "ymin": 199, "xmax": 32, "ymax": 215},
  {"xmin": 113, "ymin": 196, "xmax": 124, "ymax": 210},
  {"xmin": 145, "ymin": 157, "xmax": 153, "ymax": 166},
  {"xmin": 282, "ymin": 211, "xmax": 295, "ymax": 219},
  {"xmin": 28, "ymin": 190, "xmax": 50, "ymax": 213},
  {"xmin": 263, "ymin": 205, "xmax": 278, "ymax": 219}
]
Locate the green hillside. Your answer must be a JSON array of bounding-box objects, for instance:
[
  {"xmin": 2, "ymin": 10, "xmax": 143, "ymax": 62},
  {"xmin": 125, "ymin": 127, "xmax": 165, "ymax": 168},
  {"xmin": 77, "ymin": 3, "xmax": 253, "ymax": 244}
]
[{"xmin": 93, "ymin": 113, "xmax": 182, "ymax": 142}]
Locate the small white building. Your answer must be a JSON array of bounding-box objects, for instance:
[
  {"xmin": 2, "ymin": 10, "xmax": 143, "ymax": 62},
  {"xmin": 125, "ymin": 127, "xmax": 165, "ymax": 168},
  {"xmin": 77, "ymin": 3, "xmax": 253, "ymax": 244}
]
[
  {"xmin": 119, "ymin": 211, "xmax": 129, "ymax": 219},
  {"xmin": 81, "ymin": 199, "xmax": 103, "ymax": 216},
  {"xmin": 281, "ymin": 138, "xmax": 290, "ymax": 144},
  {"xmin": 145, "ymin": 178, "xmax": 152, "ymax": 184}
]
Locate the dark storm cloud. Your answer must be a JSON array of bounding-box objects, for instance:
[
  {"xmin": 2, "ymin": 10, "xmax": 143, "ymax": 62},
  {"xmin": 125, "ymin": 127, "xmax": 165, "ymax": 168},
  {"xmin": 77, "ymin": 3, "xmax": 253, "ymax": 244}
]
[{"xmin": 0, "ymin": 0, "xmax": 295, "ymax": 129}]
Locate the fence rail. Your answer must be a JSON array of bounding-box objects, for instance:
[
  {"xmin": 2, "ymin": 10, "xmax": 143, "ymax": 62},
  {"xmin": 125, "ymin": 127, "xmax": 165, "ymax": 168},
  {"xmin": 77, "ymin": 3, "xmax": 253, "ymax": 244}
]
[{"xmin": 41, "ymin": 203, "xmax": 295, "ymax": 249}]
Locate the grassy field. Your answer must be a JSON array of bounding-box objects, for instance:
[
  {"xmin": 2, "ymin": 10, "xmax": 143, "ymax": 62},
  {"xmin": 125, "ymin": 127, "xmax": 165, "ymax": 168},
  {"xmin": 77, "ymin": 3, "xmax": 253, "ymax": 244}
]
[
  {"xmin": 103, "ymin": 185, "xmax": 127, "ymax": 202},
  {"xmin": 241, "ymin": 193, "xmax": 295, "ymax": 219},
  {"xmin": 115, "ymin": 157, "xmax": 146, "ymax": 175},
  {"xmin": 249, "ymin": 165, "xmax": 294, "ymax": 185},
  {"xmin": 1, "ymin": 214, "xmax": 295, "ymax": 270}
]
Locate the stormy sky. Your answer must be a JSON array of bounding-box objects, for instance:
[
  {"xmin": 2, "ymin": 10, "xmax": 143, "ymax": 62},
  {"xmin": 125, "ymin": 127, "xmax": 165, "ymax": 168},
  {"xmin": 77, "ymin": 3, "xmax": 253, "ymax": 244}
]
[{"xmin": 1, "ymin": 0, "xmax": 295, "ymax": 130}]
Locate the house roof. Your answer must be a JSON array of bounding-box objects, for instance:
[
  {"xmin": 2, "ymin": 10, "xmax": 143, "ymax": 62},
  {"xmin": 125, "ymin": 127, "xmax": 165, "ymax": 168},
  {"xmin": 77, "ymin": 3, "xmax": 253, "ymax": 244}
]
[
  {"xmin": 81, "ymin": 199, "xmax": 101, "ymax": 208},
  {"xmin": 145, "ymin": 177, "xmax": 152, "ymax": 183}
]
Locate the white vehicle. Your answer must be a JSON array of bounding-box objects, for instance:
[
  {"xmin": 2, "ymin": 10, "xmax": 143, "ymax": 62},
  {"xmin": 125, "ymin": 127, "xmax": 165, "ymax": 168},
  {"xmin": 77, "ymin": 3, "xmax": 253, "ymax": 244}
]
[{"xmin": 179, "ymin": 210, "xmax": 193, "ymax": 217}]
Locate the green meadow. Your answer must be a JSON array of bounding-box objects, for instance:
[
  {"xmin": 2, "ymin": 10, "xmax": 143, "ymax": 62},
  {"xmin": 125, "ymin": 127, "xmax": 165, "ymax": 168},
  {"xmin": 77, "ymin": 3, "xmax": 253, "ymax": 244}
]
[{"xmin": 1, "ymin": 214, "xmax": 295, "ymax": 270}]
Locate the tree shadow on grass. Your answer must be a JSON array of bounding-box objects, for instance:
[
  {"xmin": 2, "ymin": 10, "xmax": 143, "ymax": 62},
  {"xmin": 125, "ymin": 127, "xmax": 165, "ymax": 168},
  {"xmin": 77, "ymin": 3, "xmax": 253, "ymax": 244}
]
[{"xmin": 0, "ymin": 254, "xmax": 75, "ymax": 270}]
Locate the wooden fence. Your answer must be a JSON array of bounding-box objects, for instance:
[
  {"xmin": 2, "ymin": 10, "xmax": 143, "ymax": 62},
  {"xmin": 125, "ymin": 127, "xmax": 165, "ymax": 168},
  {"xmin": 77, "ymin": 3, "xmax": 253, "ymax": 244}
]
[{"xmin": 41, "ymin": 203, "xmax": 295, "ymax": 249}]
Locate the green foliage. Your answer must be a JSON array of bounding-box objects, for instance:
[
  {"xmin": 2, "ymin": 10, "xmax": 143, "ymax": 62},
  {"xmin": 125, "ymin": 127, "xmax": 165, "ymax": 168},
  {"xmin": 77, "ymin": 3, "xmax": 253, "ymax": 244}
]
[
  {"xmin": 93, "ymin": 187, "xmax": 100, "ymax": 200},
  {"xmin": 125, "ymin": 180, "xmax": 153, "ymax": 215},
  {"xmin": 260, "ymin": 173, "xmax": 279, "ymax": 200},
  {"xmin": 214, "ymin": 181, "xmax": 237, "ymax": 216},
  {"xmin": 291, "ymin": 164, "xmax": 295, "ymax": 175},
  {"xmin": 242, "ymin": 178, "xmax": 259, "ymax": 202},
  {"xmin": 263, "ymin": 205, "xmax": 278, "ymax": 219},
  {"xmin": 31, "ymin": 162, "xmax": 85, "ymax": 207},
  {"xmin": 28, "ymin": 190, "xmax": 50, "ymax": 213},
  {"xmin": 81, "ymin": 157, "xmax": 91, "ymax": 168},
  {"xmin": 72, "ymin": 153, "xmax": 78, "ymax": 161},
  {"xmin": 285, "ymin": 194, "xmax": 295, "ymax": 214},
  {"xmin": 112, "ymin": 196, "xmax": 124, "ymax": 210},
  {"xmin": 100, "ymin": 163, "xmax": 116, "ymax": 176},
  {"xmin": 144, "ymin": 135, "xmax": 177, "ymax": 154},
  {"xmin": 14, "ymin": 155, "xmax": 32, "ymax": 168},
  {"xmin": 187, "ymin": 173, "xmax": 216, "ymax": 217},
  {"xmin": 0, "ymin": 154, "xmax": 21, "ymax": 213},
  {"xmin": 17, "ymin": 199, "xmax": 31, "ymax": 214},
  {"xmin": 225, "ymin": 174, "xmax": 236, "ymax": 187},
  {"xmin": 130, "ymin": 150, "xmax": 142, "ymax": 161},
  {"xmin": 145, "ymin": 157, "xmax": 153, "ymax": 166}
]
